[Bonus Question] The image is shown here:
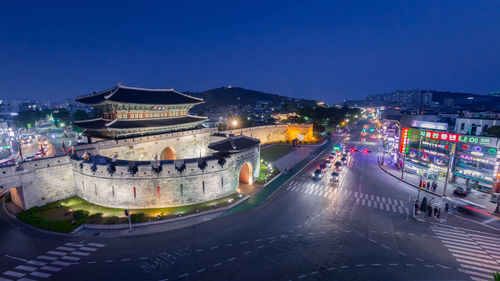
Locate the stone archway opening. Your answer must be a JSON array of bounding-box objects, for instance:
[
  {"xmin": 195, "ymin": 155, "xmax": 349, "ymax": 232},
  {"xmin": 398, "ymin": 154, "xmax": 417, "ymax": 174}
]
[
  {"xmin": 160, "ymin": 147, "xmax": 177, "ymax": 161},
  {"xmin": 239, "ymin": 162, "xmax": 253, "ymax": 184}
]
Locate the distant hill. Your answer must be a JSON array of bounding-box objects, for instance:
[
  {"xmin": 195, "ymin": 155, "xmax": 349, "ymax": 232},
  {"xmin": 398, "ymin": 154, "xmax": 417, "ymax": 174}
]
[{"xmin": 185, "ymin": 86, "xmax": 317, "ymax": 109}]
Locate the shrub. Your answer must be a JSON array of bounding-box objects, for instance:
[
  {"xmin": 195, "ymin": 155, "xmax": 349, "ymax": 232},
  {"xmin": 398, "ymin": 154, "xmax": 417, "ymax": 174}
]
[
  {"xmin": 106, "ymin": 216, "xmax": 119, "ymax": 224},
  {"xmin": 73, "ymin": 210, "xmax": 89, "ymax": 220},
  {"xmin": 130, "ymin": 213, "xmax": 146, "ymax": 223},
  {"xmin": 87, "ymin": 213, "xmax": 103, "ymax": 224},
  {"xmin": 5, "ymin": 193, "xmax": 11, "ymax": 202}
]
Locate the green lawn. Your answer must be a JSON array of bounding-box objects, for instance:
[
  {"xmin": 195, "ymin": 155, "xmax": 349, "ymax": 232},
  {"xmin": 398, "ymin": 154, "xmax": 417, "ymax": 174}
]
[
  {"xmin": 261, "ymin": 144, "xmax": 293, "ymax": 162},
  {"xmin": 255, "ymin": 161, "xmax": 280, "ymax": 184},
  {"xmin": 17, "ymin": 193, "xmax": 243, "ymax": 233}
]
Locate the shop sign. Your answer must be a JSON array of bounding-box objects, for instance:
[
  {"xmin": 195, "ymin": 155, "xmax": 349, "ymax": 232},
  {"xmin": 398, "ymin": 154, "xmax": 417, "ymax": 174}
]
[
  {"xmin": 455, "ymin": 168, "xmax": 493, "ymax": 182},
  {"xmin": 411, "ymin": 120, "xmax": 448, "ymax": 131},
  {"xmin": 400, "ymin": 128, "xmax": 411, "ymax": 154},
  {"xmin": 423, "ymin": 130, "xmax": 496, "ymax": 146},
  {"xmin": 459, "ymin": 154, "xmax": 473, "ymax": 161}
]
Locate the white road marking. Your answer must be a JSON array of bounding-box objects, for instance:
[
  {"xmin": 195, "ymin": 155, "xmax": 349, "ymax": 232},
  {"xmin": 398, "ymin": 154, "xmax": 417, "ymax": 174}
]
[
  {"xmin": 228, "ymin": 257, "xmax": 236, "ymax": 262},
  {"xmin": 56, "ymin": 247, "xmax": 75, "ymax": 251},
  {"xmin": 52, "ymin": 261, "xmax": 72, "ymax": 266},
  {"xmin": 30, "ymin": 271, "xmax": 51, "ymax": 278},
  {"xmin": 26, "ymin": 260, "xmax": 46, "ymax": 266},
  {"xmin": 14, "ymin": 266, "xmax": 36, "ymax": 272},
  {"xmin": 80, "ymin": 247, "xmax": 98, "ymax": 252},
  {"xmin": 244, "ymin": 250, "xmax": 251, "ymax": 255},
  {"xmin": 37, "ymin": 256, "xmax": 57, "ymax": 261},
  {"xmin": 213, "ymin": 263, "xmax": 221, "ymax": 267},
  {"xmin": 47, "ymin": 251, "xmax": 66, "ymax": 256},
  {"xmin": 87, "ymin": 243, "xmax": 105, "ymax": 247},
  {"xmin": 65, "ymin": 243, "xmax": 84, "ymax": 247},
  {"xmin": 3, "ymin": 271, "xmax": 25, "ymax": 278},
  {"xmin": 61, "ymin": 256, "xmax": 80, "ymax": 261},
  {"xmin": 40, "ymin": 266, "xmax": 61, "ymax": 272},
  {"xmin": 4, "ymin": 255, "xmax": 27, "ymax": 262},
  {"xmin": 178, "ymin": 273, "xmax": 189, "ymax": 278},
  {"xmin": 197, "ymin": 268, "xmax": 205, "ymax": 273},
  {"xmin": 71, "ymin": 251, "xmax": 90, "ymax": 256},
  {"xmin": 225, "ymin": 243, "xmax": 233, "ymax": 247}
]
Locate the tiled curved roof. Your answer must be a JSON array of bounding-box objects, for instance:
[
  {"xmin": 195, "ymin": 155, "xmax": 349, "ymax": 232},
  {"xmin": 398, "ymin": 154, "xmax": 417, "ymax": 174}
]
[
  {"xmin": 75, "ymin": 84, "xmax": 203, "ymax": 105},
  {"xmin": 208, "ymin": 135, "xmax": 260, "ymax": 152},
  {"xmin": 73, "ymin": 116, "xmax": 207, "ymax": 130}
]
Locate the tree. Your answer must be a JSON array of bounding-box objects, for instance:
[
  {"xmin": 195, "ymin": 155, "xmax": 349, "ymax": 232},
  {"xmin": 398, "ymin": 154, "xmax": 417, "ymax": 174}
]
[
  {"xmin": 486, "ymin": 126, "xmax": 500, "ymax": 138},
  {"xmin": 52, "ymin": 109, "xmax": 71, "ymax": 127},
  {"xmin": 72, "ymin": 110, "xmax": 89, "ymax": 133},
  {"xmin": 13, "ymin": 111, "xmax": 42, "ymax": 129}
]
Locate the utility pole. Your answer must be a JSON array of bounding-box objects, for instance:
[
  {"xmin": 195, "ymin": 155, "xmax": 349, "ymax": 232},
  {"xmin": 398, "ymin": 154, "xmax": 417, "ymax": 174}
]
[{"xmin": 443, "ymin": 143, "xmax": 456, "ymax": 197}]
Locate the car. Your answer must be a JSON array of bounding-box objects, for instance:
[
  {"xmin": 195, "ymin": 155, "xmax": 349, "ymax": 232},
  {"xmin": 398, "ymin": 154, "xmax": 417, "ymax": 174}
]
[
  {"xmin": 328, "ymin": 155, "xmax": 335, "ymax": 160},
  {"xmin": 350, "ymin": 148, "xmax": 358, "ymax": 153},
  {"xmin": 334, "ymin": 161, "xmax": 342, "ymax": 171},
  {"xmin": 312, "ymin": 169, "xmax": 325, "ymax": 180},
  {"xmin": 344, "ymin": 149, "xmax": 351, "ymax": 155},
  {"xmin": 453, "ymin": 186, "xmax": 471, "ymax": 197},
  {"xmin": 319, "ymin": 162, "xmax": 328, "ymax": 171},
  {"xmin": 324, "ymin": 159, "xmax": 332, "ymax": 167},
  {"xmin": 363, "ymin": 149, "xmax": 371, "ymax": 153},
  {"xmin": 340, "ymin": 156, "xmax": 347, "ymax": 165},
  {"xmin": 330, "ymin": 171, "xmax": 341, "ymax": 182}
]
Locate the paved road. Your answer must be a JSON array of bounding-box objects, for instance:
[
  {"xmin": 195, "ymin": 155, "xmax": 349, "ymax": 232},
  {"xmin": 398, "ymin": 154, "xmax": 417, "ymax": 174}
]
[{"xmin": 1, "ymin": 123, "xmax": 499, "ymax": 280}]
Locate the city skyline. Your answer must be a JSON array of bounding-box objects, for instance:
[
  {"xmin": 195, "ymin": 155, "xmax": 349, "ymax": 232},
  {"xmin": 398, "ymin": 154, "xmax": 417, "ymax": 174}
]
[{"xmin": 1, "ymin": 1, "xmax": 500, "ymax": 103}]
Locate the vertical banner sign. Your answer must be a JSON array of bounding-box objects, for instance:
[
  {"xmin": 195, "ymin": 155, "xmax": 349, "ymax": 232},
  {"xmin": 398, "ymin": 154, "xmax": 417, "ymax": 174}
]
[{"xmin": 400, "ymin": 128, "xmax": 411, "ymax": 154}]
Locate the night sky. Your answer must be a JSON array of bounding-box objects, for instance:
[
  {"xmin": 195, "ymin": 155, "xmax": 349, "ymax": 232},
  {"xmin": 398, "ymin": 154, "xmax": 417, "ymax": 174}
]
[{"xmin": 1, "ymin": 1, "xmax": 499, "ymax": 103}]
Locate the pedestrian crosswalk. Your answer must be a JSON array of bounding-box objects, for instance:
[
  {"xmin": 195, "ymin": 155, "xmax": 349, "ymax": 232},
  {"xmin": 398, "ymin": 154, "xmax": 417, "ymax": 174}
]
[
  {"xmin": 1, "ymin": 241, "xmax": 105, "ymax": 280},
  {"xmin": 431, "ymin": 225, "xmax": 500, "ymax": 281},
  {"xmin": 284, "ymin": 180, "xmax": 409, "ymax": 215}
]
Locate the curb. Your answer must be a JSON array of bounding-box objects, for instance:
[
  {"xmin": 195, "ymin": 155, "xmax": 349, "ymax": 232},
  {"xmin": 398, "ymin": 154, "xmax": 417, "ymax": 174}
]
[
  {"xmin": 258, "ymin": 137, "xmax": 336, "ymax": 208},
  {"xmin": 74, "ymin": 195, "xmax": 251, "ymax": 232},
  {"xmin": 377, "ymin": 161, "xmax": 443, "ymax": 198}
]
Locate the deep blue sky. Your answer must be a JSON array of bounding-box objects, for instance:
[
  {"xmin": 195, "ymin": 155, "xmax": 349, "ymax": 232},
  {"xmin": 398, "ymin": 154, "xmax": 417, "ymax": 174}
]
[{"xmin": 1, "ymin": 1, "xmax": 499, "ymax": 103}]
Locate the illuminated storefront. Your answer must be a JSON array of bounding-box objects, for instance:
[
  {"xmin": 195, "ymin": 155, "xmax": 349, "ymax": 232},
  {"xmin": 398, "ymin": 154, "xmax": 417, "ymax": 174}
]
[{"xmin": 400, "ymin": 128, "xmax": 500, "ymax": 193}]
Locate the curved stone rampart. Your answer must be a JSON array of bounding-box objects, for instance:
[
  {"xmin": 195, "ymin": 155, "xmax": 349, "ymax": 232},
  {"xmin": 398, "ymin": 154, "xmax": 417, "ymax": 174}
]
[{"xmin": 72, "ymin": 147, "xmax": 259, "ymax": 209}]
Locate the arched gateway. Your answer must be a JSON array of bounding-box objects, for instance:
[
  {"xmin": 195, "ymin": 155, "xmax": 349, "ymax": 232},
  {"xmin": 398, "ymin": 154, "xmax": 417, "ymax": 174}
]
[
  {"xmin": 160, "ymin": 147, "xmax": 176, "ymax": 160},
  {"xmin": 239, "ymin": 162, "xmax": 253, "ymax": 184}
]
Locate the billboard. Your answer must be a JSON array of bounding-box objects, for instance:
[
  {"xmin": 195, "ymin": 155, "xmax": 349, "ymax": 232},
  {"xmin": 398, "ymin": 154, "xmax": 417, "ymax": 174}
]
[{"xmin": 411, "ymin": 120, "xmax": 448, "ymax": 131}]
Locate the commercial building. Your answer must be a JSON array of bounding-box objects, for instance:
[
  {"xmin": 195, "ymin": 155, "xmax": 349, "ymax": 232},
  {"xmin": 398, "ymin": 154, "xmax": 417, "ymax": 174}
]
[{"xmin": 399, "ymin": 128, "xmax": 500, "ymax": 194}]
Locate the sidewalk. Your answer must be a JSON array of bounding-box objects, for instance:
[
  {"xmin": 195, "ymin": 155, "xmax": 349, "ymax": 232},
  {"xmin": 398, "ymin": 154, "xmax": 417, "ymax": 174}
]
[
  {"xmin": 378, "ymin": 151, "xmax": 499, "ymax": 215},
  {"xmin": 272, "ymin": 146, "xmax": 315, "ymax": 172}
]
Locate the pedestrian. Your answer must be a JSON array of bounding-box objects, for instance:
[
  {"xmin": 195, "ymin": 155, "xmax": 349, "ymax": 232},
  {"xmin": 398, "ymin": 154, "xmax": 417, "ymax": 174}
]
[
  {"xmin": 420, "ymin": 197, "xmax": 427, "ymax": 212},
  {"xmin": 432, "ymin": 182, "xmax": 437, "ymax": 192},
  {"xmin": 414, "ymin": 201, "xmax": 419, "ymax": 215},
  {"xmin": 436, "ymin": 209, "xmax": 441, "ymax": 220},
  {"xmin": 444, "ymin": 203, "xmax": 449, "ymax": 213},
  {"xmin": 427, "ymin": 181, "xmax": 430, "ymax": 189},
  {"xmin": 433, "ymin": 206, "xmax": 438, "ymax": 217},
  {"xmin": 427, "ymin": 205, "xmax": 432, "ymax": 217}
]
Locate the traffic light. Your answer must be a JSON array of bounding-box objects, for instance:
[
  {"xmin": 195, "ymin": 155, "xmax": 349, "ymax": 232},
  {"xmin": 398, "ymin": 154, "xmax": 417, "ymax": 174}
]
[{"xmin": 124, "ymin": 210, "xmax": 129, "ymax": 217}]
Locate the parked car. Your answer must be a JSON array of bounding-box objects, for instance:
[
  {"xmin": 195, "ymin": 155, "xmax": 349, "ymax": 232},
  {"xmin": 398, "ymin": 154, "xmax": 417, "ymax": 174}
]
[
  {"xmin": 330, "ymin": 171, "xmax": 341, "ymax": 182},
  {"xmin": 312, "ymin": 169, "xmax": 325, "ymax": 180},
  {"xmin": 453, "ymin": 186, "xmax": 471, "ymax": 197}
]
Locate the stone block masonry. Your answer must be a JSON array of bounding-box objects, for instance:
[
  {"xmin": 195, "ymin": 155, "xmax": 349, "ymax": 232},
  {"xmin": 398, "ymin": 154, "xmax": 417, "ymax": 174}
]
[
  {"xmin": 222, "ymin": 124, "xmax": 314, "ymax": 145},
  {"xmin": 0, "ymin": 156, "xmax": 76, "ymax": 210}
]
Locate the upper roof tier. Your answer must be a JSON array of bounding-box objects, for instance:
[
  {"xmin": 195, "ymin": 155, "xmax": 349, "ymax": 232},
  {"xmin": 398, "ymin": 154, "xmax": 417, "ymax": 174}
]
[{"xmin": 75, "ymin": 83, "xmax": 204, "ymax": 106}]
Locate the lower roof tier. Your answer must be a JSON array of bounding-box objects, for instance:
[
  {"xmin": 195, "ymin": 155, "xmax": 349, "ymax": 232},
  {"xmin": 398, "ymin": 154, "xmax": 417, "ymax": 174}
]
[{"xmin": 74, "ymin": 116, "xmax": 208, "ymax": 138}]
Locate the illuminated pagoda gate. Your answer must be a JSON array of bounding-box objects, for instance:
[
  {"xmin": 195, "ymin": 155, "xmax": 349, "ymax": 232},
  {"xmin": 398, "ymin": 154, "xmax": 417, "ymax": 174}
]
[{"xmin": 74, "ymin": 83, "xmax": 207, "ymax": 140}]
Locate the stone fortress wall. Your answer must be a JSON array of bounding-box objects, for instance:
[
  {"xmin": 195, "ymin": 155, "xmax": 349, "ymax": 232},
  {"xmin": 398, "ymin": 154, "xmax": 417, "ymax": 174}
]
[
  {"xmin": 0, "ymin": 124, "xmax": 311, "ymax": 210},
  {"xmin": 0, "ymin": 156, "xmax": 75, "ymax": 210},
  {"xmin": 74, "ymin": 128, "xmax": 216, "ymax": 161},
  {"xmin": 72, "ymin": 147, "xmax": 259, "ymax": 209},
  {"xmin": 222, "ymin": 124, "xmax": 314, "ymax": 145}
]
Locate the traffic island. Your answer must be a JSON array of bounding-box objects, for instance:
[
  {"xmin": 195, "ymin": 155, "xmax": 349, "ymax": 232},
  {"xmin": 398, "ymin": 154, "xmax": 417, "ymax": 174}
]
[{"xmin": 12, "ymin": 193, "xmax": 245, "ymax": 233}]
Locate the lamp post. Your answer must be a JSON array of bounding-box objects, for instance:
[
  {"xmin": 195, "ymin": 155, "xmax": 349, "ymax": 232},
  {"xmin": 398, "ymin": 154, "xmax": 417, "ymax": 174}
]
[{"xmin": 232, "ymin": 120, "xmax": 237, "ymax": 131}]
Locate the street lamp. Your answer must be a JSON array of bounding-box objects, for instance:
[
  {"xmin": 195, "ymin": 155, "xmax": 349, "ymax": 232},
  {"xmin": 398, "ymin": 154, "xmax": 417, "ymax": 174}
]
[{"xmin": 232, "ymin": 120, "xmax": 238, "ymax": 130}]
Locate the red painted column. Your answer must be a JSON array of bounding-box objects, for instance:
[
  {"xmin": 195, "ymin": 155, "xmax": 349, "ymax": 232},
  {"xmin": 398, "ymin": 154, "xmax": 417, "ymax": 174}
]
[{"xmin": 134, "ymin": 186, "xmax": 136, "ymax": 199}]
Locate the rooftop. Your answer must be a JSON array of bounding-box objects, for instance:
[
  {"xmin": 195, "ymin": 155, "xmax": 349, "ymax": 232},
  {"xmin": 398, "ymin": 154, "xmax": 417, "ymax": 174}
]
[
  {"xmin": 76, "ymin": 83, "xmax": 203, "ymax": 106},
  {"xmin": 208, "ymin": 135, "xmax": 260, "ymax": 152}
]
